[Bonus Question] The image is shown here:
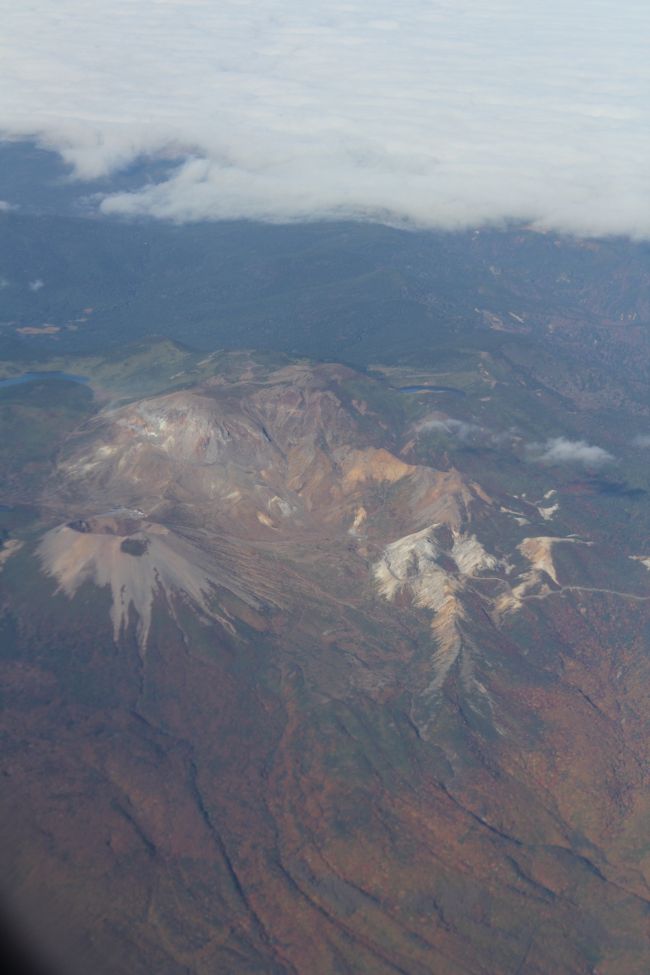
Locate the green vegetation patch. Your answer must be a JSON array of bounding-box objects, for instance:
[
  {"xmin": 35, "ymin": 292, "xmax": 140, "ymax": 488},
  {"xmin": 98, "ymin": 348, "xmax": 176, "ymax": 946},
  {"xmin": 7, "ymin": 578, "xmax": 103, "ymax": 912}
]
[{"xmin": 0, "ymin": 377, "xmax": 94, "ymax": 497}]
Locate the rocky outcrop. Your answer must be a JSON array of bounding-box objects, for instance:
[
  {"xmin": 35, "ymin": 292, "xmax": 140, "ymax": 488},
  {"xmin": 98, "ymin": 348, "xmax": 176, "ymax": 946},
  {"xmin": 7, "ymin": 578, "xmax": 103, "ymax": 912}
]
[{"xmin": 3, "ymin": 352, "xmax": 649, "ymax": 975}]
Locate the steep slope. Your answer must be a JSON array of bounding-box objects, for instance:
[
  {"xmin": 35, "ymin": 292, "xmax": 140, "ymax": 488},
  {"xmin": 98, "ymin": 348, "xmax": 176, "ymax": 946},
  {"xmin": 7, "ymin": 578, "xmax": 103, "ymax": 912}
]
[{"xmin": 0, "ymin": 351, "xmax": 649, "ymax": 975}]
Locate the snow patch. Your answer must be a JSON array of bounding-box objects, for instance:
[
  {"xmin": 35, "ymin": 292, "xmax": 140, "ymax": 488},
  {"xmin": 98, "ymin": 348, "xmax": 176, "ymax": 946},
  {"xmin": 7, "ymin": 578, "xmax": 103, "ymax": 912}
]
[
  {"xmin": 0, "ymin": 538, "xmax": 23, "ymax": 570},
  {"xmin": 630, "ymin": 555, "xmax": 650, "ymax": 571},
  {"xmin": 538, "ymin": 503, "xmax": 559, "ymax": 521}
]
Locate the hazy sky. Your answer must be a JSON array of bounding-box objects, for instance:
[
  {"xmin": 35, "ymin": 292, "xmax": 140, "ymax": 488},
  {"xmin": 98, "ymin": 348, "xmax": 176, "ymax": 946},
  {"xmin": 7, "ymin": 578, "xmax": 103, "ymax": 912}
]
[{"xmin": 1, "ymin": 1, "xmax": 648, "ymax": 235}]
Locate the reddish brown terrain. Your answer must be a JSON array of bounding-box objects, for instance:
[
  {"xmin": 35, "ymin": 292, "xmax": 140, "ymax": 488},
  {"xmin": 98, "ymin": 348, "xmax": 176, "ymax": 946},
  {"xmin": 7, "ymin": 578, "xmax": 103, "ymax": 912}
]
[{"xmin": 0, "ymin": 343, "xmax": 649, "ymax": 974}]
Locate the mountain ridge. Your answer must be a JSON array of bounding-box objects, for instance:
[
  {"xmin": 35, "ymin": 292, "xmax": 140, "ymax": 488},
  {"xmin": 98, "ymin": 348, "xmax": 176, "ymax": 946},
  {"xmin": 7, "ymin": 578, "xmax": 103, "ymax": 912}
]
[{"xmin": 1, "ymin": 344, "xmax": 649, "ymax": 973}]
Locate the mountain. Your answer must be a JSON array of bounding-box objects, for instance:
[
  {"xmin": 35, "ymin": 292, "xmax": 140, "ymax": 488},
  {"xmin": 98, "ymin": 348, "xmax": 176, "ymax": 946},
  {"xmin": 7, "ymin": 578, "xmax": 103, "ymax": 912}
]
[{"xmin": 1, "ymin": 338, "xmax": 649, "ymax": 974}]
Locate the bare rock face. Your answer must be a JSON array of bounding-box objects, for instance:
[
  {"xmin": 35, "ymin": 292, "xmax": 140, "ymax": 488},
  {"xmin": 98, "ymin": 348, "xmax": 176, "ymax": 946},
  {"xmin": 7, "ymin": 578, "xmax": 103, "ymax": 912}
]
[
  {"xmin": 36, "ymin": 362, "xmax": 646, "ymax": 700},
  {"xmin": 373, "ymin": 526, "xmax": 499, "ymax": 698},
  {"xmin": 2, "ymin": 353, "xmax": 650, "ymax": 975},
  {"xmin": 38, "ymin": 516, "xmax": 266, "ymax": 647},
  {"xmin": 43, "ymin": 364, "xmax": 502, "ymax": 660}
]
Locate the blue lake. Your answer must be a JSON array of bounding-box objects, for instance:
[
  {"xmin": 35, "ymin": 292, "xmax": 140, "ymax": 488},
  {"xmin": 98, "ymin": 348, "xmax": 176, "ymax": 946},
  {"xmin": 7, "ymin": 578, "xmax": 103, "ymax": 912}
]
[{"xmin": 0, "ymin": 371, "xmax": 90, "ymax": 390}]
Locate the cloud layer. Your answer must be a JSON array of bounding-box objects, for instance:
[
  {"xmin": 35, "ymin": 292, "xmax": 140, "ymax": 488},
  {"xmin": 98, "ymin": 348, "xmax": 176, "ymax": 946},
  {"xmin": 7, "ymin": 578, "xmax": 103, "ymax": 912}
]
[
  {"xmin": 417, "ymin": 418, "xmax": 483, "ymax": 441},
  {"xmin": 528, "ymin": 438, "xmax": 614, "ymax": 468},
  {"xmin": 1, "ymin": 1, "xmax": 649, "ymax": 233}
]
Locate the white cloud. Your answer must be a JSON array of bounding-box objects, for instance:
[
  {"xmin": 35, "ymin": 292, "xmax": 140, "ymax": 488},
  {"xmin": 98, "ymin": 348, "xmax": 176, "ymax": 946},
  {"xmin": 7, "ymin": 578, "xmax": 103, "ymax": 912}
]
[
  {"xmin": 0, "ymin": 1, "xmax": 649, "ymax": 234},
  {"xmin": 28, "ymin": 278, "xmax": 45, "ymax": 292},
  {"xmin": 417, "ymin": 418, "xmax": 483, "ymax": 441},
  {"xmin": 528, "ymin": 437, "xmax": 614, "ymax": 467},
  {"xmin": 632, "ymin": 435, "xmax": 650, "ymax": 447},
  {"xmin": 417, "ymin": 417, "xmax": 521, "ymax": 447}
]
